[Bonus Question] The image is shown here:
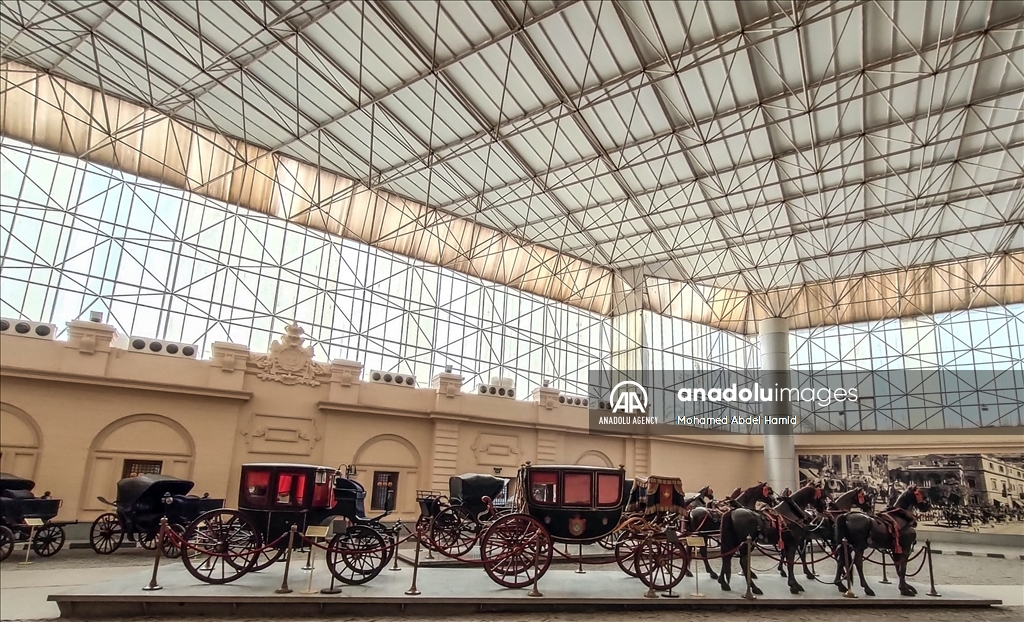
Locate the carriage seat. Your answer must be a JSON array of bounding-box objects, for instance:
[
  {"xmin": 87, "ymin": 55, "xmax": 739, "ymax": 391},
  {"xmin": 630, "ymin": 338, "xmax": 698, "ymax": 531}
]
[
  {"xmin": 333, "ymin": 477, "xmax": 368, "ymax": 520},
  {"xmin": 1, "ymin": 489, "xmax": 35, "ymax": 500},
  {"xmin": 449, "ymin": 474, "xmax": 505, "ymax": 516}
]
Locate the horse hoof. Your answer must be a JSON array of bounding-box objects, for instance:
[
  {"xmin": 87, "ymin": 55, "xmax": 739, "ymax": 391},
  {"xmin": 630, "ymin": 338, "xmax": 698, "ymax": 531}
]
[
  {"xmin": 805, "ymin": 572, "xmax": 816, "ymax": 580},
  {"xmin": 790, "ymin": 586, "xmax": 801, "ymax": 594},
  {"xmin": 836, "ymin": 584, "xmax": 846, "ymax": 593},
  {"xmin": 708, "ymin": 571, "xmax": 719, "ymax": 580},
  {"xmin": 685, "ymin": 570, "xmax": 693, "ymax": 577},
  {"xmin": 720, "ymin": 581, "xmax": 731, "ymax": 591},
  {"xmin": 900, "ymin": 589, "xmax": 916, "ymax": 597},
  {"xmin": 750, "ymin": 571, "xmax": 758, "ymax": 580},
  {"xmin": 864, "ymin": 587, "xmax": 875, "ymax": 597},
  {"xmin": 780, "ymin": 570, "xmax": 787, "ymax": 577},
  {"xmin": 752, "ymin": 586, "xmax": 764, "ymax": 596}
]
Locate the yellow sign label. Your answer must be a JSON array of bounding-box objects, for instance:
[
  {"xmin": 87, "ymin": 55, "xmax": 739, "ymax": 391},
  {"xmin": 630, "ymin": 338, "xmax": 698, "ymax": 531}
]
[
  {"xmin": 304, "ymin": 525, "xmax": 330, "ymax": 539},
  {"xmin": 685, "ymin": 536, "xmax": 706, "ymax": 547},
  {"xmin": 23, "ymin": 518, "xmax": 45, "ymax": 526}
]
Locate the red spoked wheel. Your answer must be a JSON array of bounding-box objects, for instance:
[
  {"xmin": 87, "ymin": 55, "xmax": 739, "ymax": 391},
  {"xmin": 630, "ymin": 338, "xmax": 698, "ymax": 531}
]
[
  {"xmin": 250, "ymin": 544, "xmax": 286, "ymax": 572},
  {"xmin": 326, "ymin": 525, "xmax": 388, "ymax": 585},
  {"xmin": 428, "ymin": 506, "xmax": 477, "ymax": 557},
  {"xmin": 161, "ymin": 524, "xmax": 185, "ymax": 559},
  {"xmin": 633, "ymin": 537, "xmax": 690, "ymax": 591},
  {"xmin": 597, "ymin": 532, "xmax": 617, "ymax": 550},
  {"xmin": 480, "ymin": 513, "xmax": 552, "ymax": 588},
  {"xmin": 614, "ymin": 532, "xmax": 642, "ymax": 577},
  {"xmin": 181, "ymin": 509, "xmax": 261, "ymax": 584}
]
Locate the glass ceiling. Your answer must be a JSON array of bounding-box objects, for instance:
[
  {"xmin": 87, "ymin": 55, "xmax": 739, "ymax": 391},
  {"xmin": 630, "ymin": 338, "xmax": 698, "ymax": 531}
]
[{"xmin": 1, "ymin": 1, "xmax": 1022, "ymax": 333}]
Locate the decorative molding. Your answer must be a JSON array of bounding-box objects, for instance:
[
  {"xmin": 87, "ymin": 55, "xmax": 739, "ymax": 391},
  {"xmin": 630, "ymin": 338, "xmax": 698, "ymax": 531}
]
[
  {"xmin": 211, "ymin": 342, "xmax": 250, "ymax": 373},
  {"xmin": 65, "ymin": 320, "xmax": 116, "ymax": 355},
  {"xmin": 431, "ymin": 420, "xmax": 460, "ymax": 492},
  {"xmin": 0, "ymin": 366, "xmax": 252, "ymax": 401},
  {"xmin": 251, "ymin": 322, "xmax": 327, "ymax": 386},
  {"xmin": 242, "ymin": 413, "xmax": 321, "ymax": 455},
  {"xmin": 471, "ymin": 433, "xmax": 521, "ymax": 467},
  {"xmin": 537, "ymin": 430, "xmax": 558, "ymax": 465}
]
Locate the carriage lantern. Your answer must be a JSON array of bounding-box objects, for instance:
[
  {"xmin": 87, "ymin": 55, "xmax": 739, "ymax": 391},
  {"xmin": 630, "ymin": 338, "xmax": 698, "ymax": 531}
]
[{"xmin": 315, "ymin": 468, "xmax": 328, "ymax": 485}]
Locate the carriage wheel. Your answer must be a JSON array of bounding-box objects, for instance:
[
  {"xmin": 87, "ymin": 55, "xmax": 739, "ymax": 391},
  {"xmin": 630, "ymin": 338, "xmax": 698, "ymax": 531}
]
[
  {"xmin": 181, "ymin": 509, "xmax": 261, "ymax": 585},
  {"xmin": 0, "ymin": 526, "xmax": 14, "ymax": 562},
  {"xmin": 161, "ymin": 524, "xmax": 185, "ymax": 559},
  {"xmin": 480, "ymin": 514, "xmax": 552, "ymax": 589},
  {"xmin": 634, "ymin": 537, "xmax": 689, "ymax": 591},
  {"xmin": 31, "ymin": 525, "xmax": 66, "ymax": 557},
  {"xmin": 597, "ymin": 533, "xmax": 617, "ymax": 550},
  {"xmin": 614, "ymin": 533, "xmax": 642, "ymax": 577},
  {"xmin": 89, "ymin": 513, "xmax": 124, "ymax": 555},
  {"xmin": 250, "ymin": 544, "xmax": 286, "ymax": 572},
  {"xmin": 429, "ymin": 506, "xmax": 477, "ymax": 557},
  {"xmin": 326, "ymin": 525, "xmax": 388, "ymax": 585},
  {"xmin": 138, "ymin": 531, "xmax": 159, "ymax": 551}
]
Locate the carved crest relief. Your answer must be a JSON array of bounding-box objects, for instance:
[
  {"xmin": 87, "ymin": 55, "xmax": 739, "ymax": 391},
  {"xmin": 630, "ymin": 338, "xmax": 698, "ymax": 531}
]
[{"xmin": 251, "ymin": 322, "xmax": 327, "ymax": 386}]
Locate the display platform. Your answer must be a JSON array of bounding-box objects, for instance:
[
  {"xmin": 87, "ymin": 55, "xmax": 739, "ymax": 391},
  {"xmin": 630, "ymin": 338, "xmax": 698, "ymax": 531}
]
[
  {"xmin": 399, "ymin": 542, "xmax": 617, "ymax": 568},
  {"xmin": 49, "ymin": 561, "xmax": 1001, "ymax": 618}
]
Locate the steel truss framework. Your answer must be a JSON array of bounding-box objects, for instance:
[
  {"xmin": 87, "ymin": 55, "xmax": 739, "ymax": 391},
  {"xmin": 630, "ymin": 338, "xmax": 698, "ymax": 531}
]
[
  {"xmin": 1, "ymin": 137, "xmax": 1021, "ymax": 430},
  {"xmin": 1, "ymin": 0, "xmax": 1023, "ymax": 333}
]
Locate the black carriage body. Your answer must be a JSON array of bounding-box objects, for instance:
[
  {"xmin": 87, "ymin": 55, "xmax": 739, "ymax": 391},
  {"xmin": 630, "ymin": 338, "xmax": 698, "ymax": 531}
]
[
  {"xmin": 0, "ymin": 473, "xmax": 61, "ymax": 527},
  {"xmin": 624, "ymin": 475, "xmax": 688, "ymax": 516},
  {"xmin": 238, "ymin": 463, "xmax": 375, "ymax": 546},
  {"xmin": 449, "ymin": 474, "xmax": 506, "ymax": 516},
  {"xmin": 521, "ymin": 464, "xmax": 628, "ymax": 544},
  {"xmin": 115, "ymin": 474, "xmax": 223, "ymax": 535}
]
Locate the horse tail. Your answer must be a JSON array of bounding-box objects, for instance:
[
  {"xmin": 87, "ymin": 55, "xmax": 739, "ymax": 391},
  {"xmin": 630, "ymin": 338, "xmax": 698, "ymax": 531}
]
[{"xmin": 720, "ymin": 509, "xmax": 736, "ymax": 551}]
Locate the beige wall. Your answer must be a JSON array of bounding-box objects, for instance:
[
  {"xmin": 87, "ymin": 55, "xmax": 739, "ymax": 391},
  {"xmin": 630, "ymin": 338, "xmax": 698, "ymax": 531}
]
[{"xmin": 1, "ymin": 321, "xmax": 1020, "ymax": 523}]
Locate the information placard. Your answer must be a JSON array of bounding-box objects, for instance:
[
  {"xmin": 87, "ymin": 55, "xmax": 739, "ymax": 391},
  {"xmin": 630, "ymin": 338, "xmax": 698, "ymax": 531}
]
[
  {"xmin": 23, "ymin": 518, "xmax": 44, "ymax": 527},
  {"xmin": 304, "ymin": 525, "xmax": 330, "ymax": 539},
  {"xmin": 685, "ymin": 536, "xmax": 706, "ymax": 547}
]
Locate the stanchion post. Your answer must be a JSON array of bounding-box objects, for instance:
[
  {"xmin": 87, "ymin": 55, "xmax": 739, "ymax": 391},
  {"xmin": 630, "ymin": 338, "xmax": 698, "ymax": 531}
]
[
  {"xmin": 742, "ymin": 536, "xmax": 756, "ymax": 600},
  {"xmin": 841, "ymin": 538, "xmax": 856, "ymax": 598},
  {"xmin": 690, "ymin": 545, "xmax": 704, "ymax": 597},
  {"xmin": 405, "ymin": 530, "xmax": 422, "ymax": 595},
  {"xmin": 301, "ymin": 537, "xmax": 318, "ymax": 594},
  {"xmin": 879, "ymin": 550, "xmax": 891, "ymax": 584},
  {"xmin": 527, "ymin": 533, "xmax": 544, "ymax": 598},
  {"xmin": 575, "ymin": 543, "xmax": 586, "ymax": 574},
  {"xmin": 390, "ymin": 531, "xmax": 401, "ymax": 572},
  {"xmin": 302, "ymin": 537, "xmax": 315, "ymax": 571},
  {"xmin": 925, "ymin": 540, "xmax": 941, "ymax": 597},
  {"xmin": 142, "ymin": 518, "xmax": 166, "ymax": 591},
  {"xmin": 275, "ymin": 525, "xmax": 297, "ymax": 594}
]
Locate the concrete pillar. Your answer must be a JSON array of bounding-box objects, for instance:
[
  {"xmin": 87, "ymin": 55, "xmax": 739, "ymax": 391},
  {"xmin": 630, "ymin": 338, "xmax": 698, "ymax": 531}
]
[{"xmin": 760, "ymin": 317, "xmax": 797, "ymax": 492}]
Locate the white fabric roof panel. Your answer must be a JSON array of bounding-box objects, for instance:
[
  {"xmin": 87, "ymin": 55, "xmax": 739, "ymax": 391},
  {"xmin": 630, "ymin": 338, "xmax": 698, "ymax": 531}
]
[{"xmin": 2, "ymin": 0, "xmax": 1022, "ymax": 333}]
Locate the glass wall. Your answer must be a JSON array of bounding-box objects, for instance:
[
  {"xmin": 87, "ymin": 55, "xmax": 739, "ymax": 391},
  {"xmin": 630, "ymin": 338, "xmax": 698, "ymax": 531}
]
[
  {"xmin": 2, "ymin": 137, "xmax": 1021, "ymax": 429},
  {"xmin": 0, "ymin": 138, "xmax": 607, "ymax": 397}
]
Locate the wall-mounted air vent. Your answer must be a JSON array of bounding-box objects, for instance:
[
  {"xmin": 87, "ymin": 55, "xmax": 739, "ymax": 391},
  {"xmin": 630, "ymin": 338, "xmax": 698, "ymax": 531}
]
[
  {"xmin": 128, "ymin": 337, "xmax": 198, "ymax": 358},
  {"xmin": 369, "ymin": 370, "xmax": 417, "ymax": 387},
  {"xmin": 477, "ymin": 377, "xmax": 516, "ymax": 398},
  {"xmin": 558, "ymin": 394, "xmax": 590, "ymax": 408},
  {"xmin": 0, "ymin": 318, "xmax": 56, "ymax": 340}
]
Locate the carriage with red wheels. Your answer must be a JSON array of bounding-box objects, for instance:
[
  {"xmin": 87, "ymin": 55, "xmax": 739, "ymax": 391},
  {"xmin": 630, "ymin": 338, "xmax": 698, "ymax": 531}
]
[
  {"xmin": 427, "ymin": 462, "xmax": 691, "ymax": 592},
  {"xmin": 179, "ymin": 463, "xmax": 397, "ymax": 585}
]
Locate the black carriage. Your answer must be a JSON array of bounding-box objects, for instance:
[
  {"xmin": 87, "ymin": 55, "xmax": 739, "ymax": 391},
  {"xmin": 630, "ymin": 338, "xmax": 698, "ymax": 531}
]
[
  {"xmin": 90, "ymin": 474, "xmax": 223, "ymax": 557},
  {"xmin": 423, "ymin": 473, "xmax": 509, "ymax": 555},
  {"xmin": 0, "ymin": 473, "xmax": 70, "ymax": 561},
  {"xmin": 426, "ymin": 463, "xmax": 691, "ymax": 592},
  {"xmin": 609, "ymin": 475, "xmax": 690, "ymax": 579},
  {"xmin": 179, "ymin": 463, "xmax": 397, "ymax": 585}
]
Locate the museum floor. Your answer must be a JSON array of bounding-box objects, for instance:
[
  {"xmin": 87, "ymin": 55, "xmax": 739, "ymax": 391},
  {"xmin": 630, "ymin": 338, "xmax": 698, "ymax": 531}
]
[{"xmin": 2, "ymin": 546, "xmax": 1022, "ymax": 622}]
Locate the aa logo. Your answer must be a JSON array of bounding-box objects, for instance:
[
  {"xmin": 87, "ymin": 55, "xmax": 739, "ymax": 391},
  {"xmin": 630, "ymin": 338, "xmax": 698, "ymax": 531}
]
[{"xmin": 610, "ymin": 381, "xmax": 648, "ymax": 414}]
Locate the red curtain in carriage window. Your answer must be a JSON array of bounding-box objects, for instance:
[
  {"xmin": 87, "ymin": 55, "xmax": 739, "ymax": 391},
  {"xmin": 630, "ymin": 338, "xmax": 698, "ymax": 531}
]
[
  {"xmin": 597, "ymin": 474, "xmax": 622, "ymax": 507},
  {"xmin": 276, "ymin": 472, "xmax": 307, "ymax": 507},
  {"xmin": 564, "ymin": 473, "xmax": 592, "ymax": 506}
]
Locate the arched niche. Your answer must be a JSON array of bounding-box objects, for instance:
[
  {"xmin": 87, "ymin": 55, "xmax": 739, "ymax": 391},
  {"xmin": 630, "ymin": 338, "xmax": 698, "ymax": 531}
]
[
  {"xmin": 575, "ymin": 450, "xmax": 614, "ymax": 468},
  {"xmin": 0, "ymin": 403, "xmax": 42, "ymax": 479},
  {"xmin": 351, "ymin": 434, "xmax": 421, "ymax": 516},
  {"xmin": 81, "ymin": 414, "xmax": 196, "ymax": 513}
]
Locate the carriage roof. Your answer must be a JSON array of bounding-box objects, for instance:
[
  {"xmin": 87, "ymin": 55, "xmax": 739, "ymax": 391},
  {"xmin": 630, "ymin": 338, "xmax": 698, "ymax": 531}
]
[
  {"xmin": 116, "ymin": 474, "xmax": 194, "ymax": 506},
  {"xmin": 0, "ymin": 472, "xmax": 34, "ymax": 492},
  {"xmin": 241, "ymin": 462, "xmax": 335, "ymax": 472}
]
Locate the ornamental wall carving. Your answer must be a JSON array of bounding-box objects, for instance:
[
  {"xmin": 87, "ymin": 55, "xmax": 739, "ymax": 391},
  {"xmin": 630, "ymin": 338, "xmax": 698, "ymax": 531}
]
[{"xmin": 249, "ymin": 321, "xmax": 327, "ymax": 386}]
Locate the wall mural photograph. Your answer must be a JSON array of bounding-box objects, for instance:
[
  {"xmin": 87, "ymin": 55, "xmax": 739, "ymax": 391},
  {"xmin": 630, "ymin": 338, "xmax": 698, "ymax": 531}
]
[{"xmin": 799, "ymin": 452, "xmax": 1024, "ymax": 529}]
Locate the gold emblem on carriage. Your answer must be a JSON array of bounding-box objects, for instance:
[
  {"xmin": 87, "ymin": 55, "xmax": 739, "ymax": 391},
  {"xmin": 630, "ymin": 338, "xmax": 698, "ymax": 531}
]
[{"xmin": 569, "ymin": 515, "xmax": 586, "ymax": 536}]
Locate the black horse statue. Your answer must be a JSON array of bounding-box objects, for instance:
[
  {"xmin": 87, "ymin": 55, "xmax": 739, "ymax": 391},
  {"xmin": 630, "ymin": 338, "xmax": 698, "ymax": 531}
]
[
  {"xmin": 780, "ymin": 487, "xmax": 874, "ymax": 580},
  {"xmin": 834, "ymin": 485, "xmax": 932, "ymax": 597},
  {"xmin": 719, "ymin": 482, "xmax": 827, "ymax": 594},
  {"xmin": 686, "ymin": 484, "xmax": 765, "ymax": 579}
]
